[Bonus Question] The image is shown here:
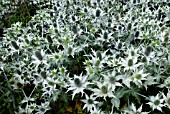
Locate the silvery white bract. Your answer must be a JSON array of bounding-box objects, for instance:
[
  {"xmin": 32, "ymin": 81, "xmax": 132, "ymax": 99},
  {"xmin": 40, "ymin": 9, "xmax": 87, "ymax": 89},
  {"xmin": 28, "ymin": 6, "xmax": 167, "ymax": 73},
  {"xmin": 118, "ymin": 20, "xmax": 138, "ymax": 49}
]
[
  {"xmin": 66, "ymin": 73, "xmax": 90, "ymax": 100},
  {"xmin": 147, "ymin": 93, "xmax": 165, "ymax": 112}
]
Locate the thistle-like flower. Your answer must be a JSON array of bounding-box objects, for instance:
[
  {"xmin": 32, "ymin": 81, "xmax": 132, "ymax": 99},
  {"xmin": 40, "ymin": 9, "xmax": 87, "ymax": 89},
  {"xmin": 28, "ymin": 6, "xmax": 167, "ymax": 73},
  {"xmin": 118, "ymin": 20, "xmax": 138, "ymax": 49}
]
[
  {"xmin": 87, "ymin": 49, "xmax": 108, "ymax": 69},
  {"xmin": 12, "ymin": 73, "xmax": 25, "ymax": 89},
  {"xmin": 48, "ymin": 50, "xmax": 64, "ymax": 64},
  {"xmin": 31, "ymin": 49, "xmax": 48, "ymax": 68},
  {"xmin": 27, "ymin": 103, "xmax": 37, "ymax": 114},
  {"xmin": 107, "ymin": 54, "xmax": 121, "ymax": 69},
  {"xmin": 121, "ymin": 55, "xmax": 143, "ymax": 71},
  {"xmin": 63, "ymin": 44, "xmax": 77, "ymax": 57},
  {"xmin": 67, "ymin": 74, "xmax": 89, "ymax": 100},
  {"xmin": 102, "ymin": 71, "xmax": 122, "ymax": 91},
  {"xmin": 85, "ymin": 66, "xmax": 95, "ymax": 77},
  {"xmin": 96, "ymin": 30, "xmax": 113, "ymax": 43},
  {"xmin": 91, "ymin": 82, "xmax": 116, "ymax": 100},
  {"xmin": 141, "ymin": 45, "xmax": 155, "ymax": 65},
  {"xmin": 81, "ymin": 94, "xmax": 100, "ymax": 112},
  {"xmin": 35, "ymin": 102, "xmax": 50, "ymax": 114},
  {"xmin": 131, "ymin": 69, "xmax": 148, "ymax": 86},
  {"xmin": 146, "ymin": 93, "xmax": 164, "ymax": 112},
  {"xmin": 42, "ymin": 76, "xmax": 58, "ymax": 88},
  {"xmin": 125, "ymin": 46, "xmax": 139, "ymax": 58}
]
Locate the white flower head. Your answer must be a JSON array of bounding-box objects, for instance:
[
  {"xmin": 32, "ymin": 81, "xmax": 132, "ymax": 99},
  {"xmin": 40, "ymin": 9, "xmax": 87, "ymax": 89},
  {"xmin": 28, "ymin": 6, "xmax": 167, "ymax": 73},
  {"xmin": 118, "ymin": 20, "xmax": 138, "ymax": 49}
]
[
  {"xmin": 125, "ymin": 46, "xmax": 139, "ymax": 58},
  {"xmin": 91, "ymin": 82, "xmax": 116, "ymax": 100},
  {"xmin": 35, "ymin": 102, "xmax": 50, "ymax": 114},
  {"xmin": 27, "ymin": 103, "xmax": 37, "ymax": 114},
  {"xmin": 31, "ymin": 49, "xmax": 48, "ymax": 68},
  {"xmin": 91, "ymin": 49, "xmax": 108, "ymax": 61},
  {"xmin": 85, "ymin": 66, "xmax": 96, "ymax": 77},
  {"xmin": 88, "ymin": 49, "xmax": 108, "ymax": 69},
  {"xmin": 12, "ymin": 73, "xmax": 25, "ymax": 89},
  {"xmin": 64, "ymin": 43, "xmax": 77, "ymax": 57},
  {"xmin": 114, "ymin": 39, "xmax": 126, "ymax": 51},
  {"xmin": 96, "ymin": 30, "xmax": 113, "ymax": 42},
  {"xmin": 103, "ymin": 71, "xmax": 122, "ymax": 91},
  {"xmin": 81, "ymin": 94, "xmax": 100, "ymax": 112},
  {"xmin": 43, "ymin": 76, "xmax": 58, "ymax": 88},
  {"xmin": 67, "ymin": 73, "xmax": 89, "ymax": 100},
  {"xmin": 91, "ymin": 7, "xmax": 106, "ymax": 18},
  {"xmin": 141, "ymin": 46, "xmax": 155, "ymax": 65},
  {"xmin": 48, "ymin": 50, "xmax": 64, "ymax": 64},
  {"xmin": 131, "ymin": 69, "xmax": 148, "ymax": 85},
  {"xmin": 121, "ymin": 55, "xmax": 143, "ymax": 71},
  {"xmin": 146, "ymin": 93, "xmax": 164, "ymax": 112}
]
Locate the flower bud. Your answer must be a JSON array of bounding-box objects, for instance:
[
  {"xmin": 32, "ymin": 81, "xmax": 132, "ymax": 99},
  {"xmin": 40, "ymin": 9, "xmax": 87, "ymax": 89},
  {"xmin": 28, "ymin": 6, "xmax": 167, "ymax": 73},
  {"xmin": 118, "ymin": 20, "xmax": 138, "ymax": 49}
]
[
  {"xmin": 72, "ymin": 25, "xmax": 77, "ymax": 34},
  {"xmin": 95, "ymin": 59, "xmax": 101, "ymax": 67},
  {"xmin": 101, "ymin": 85, "xmax": 107, "ymax": 94},
  {"xmin": 46, "ymin": 34, "xmax": 53, "ymax": 43},
  {"xmin": 25, "ymin": 39, "xmax": 30, "ymax": 44},
  {"xmin": 128, "ymin": 59, "xmax": 133, "ymax": 66},
  {"xmin": 68, "ymin": 47, "xmax": 73, "ymax": 55},
  {"xmin": 11, "ymin": 41, "xmax": 19, "ymax": 50},
  {"xmin": 35, "ymin": 51, "xmax": 43, "ymax": 61},
  {"xmin": 74, "ymin": 78, "xmax": 82, "ymax": 87},
  {"xmin": 135, "ymin": 74, "xmax": 142, "ymax": 79},
  {"xmin": 144, "ymin": 46, "xmax": 152, "ymax": 56},
  {"xmin": 103, "ymin": 32, "xmax": 108, "ymax": 39},
  {"xmin": 96, "ymin": 9, "xmax": 101, "ymax": 17},
  {"xmin": 164, "ymin": 36, "xmax": 169, "ymax": 43},
  {"xmin": 40, "ymin": 71, "xmax": 47, "ymax": 79},
  {"xmin": 135, "ymin": 31, "xmax": 139, "ymax": 37},
  {"xmin": 96, "ymin": 51, "xmax": 102, "ymax": 60}
]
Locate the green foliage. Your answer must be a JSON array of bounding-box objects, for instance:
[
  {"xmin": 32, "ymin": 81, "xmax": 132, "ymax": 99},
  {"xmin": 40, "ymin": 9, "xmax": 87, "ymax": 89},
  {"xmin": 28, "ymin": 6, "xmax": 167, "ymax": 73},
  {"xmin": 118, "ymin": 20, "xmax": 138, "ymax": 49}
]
[{"xmin": 2, "ymin": 3, "xmax": 38, "ymax": 28}]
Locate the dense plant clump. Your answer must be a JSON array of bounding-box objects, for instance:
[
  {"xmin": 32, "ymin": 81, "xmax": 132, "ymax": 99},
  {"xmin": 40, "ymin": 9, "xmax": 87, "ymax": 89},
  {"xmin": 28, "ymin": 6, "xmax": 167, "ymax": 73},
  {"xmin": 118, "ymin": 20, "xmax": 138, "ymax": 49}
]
[
  {"xmin": 0, "ymin": 0, "xmax": 170, "ymax": 114},
  {"xmin": 0, "ymin": 0, "xmax": 39, "ymax": 39}
]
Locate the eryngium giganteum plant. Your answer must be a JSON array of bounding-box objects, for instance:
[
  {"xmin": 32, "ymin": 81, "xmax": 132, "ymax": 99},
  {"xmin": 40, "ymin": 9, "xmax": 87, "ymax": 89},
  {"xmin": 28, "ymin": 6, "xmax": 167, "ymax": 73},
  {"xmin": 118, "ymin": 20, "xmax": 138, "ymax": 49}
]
[{"xmin": 1, "ymin": 0, "xmax": 170, "ymax": 113}]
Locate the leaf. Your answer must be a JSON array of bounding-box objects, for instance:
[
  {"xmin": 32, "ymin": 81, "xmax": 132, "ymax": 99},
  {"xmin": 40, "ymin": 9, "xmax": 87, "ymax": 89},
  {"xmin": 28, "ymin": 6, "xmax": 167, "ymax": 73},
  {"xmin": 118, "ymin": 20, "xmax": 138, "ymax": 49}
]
[
  {"xmin": 111, "ymin": 98, "xmax": 120, "ymax": 109},
  {"xmin": 115, "ymin": 87, "xmax": 128, "ymax": 98},
  {"xmin": 131, "ymin": 92, "xmax": 141, "ymax": 104},
  {"xmin": 61, "ymin": 92, "xmax": 69, "ymax": 103}
]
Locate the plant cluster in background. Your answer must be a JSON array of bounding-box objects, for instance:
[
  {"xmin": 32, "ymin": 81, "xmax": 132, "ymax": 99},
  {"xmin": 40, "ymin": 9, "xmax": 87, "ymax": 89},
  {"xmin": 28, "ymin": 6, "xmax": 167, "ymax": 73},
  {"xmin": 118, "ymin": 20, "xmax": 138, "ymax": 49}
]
[
  {"xmin": 0, "ymin": 0, "xmax": 39, "ymax": 29},
  {"xmin": 0, "ymin": 0, "xmax": 170, "ymax": 114}
]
